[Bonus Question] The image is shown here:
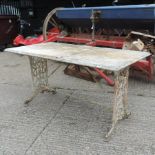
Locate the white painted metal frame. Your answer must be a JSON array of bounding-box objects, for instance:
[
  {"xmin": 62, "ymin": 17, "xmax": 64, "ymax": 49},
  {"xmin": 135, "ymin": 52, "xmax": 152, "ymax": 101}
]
[
  {"xmin": 25, "ymin": 55, "xmax": 130, "ymax": 138},
  {"xmin": 24, "ymin": 56, "xmax": 56, "ymax": 105}
]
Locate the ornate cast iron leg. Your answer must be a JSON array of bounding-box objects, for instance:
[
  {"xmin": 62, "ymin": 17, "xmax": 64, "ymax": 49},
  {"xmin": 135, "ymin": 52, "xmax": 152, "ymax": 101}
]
[
  {"xmin": 24, "ymin": 56, "xmax": 56, "ymax": 105},
  {"xmin": 106, "ymin": 67, "xmax": 131, "ymax": 138}
]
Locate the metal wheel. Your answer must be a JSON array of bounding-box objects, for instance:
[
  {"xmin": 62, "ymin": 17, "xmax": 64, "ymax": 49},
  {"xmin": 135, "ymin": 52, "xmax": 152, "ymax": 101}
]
[{"xmin": 43, "ymin": 8, "xmax": 63, "ymax": 40}]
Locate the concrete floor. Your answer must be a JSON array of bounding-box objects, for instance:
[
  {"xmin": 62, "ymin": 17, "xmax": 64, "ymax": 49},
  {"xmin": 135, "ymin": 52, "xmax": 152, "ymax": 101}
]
[{"xmin": 0, "ymin": 52, "xmax": 155, "ymax": 155}]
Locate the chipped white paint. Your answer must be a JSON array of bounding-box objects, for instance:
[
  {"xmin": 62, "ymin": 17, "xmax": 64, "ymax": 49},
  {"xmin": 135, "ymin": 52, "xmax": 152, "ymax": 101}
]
[{"xmin": 5, "ymin": 42, "xmax": 150, "ymax": 71}]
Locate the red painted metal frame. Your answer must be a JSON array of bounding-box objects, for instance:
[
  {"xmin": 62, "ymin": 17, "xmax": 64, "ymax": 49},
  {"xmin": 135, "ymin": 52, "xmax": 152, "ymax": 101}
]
[
  {"xmin": 55, "ymin": 36, "xmax": 122, "ymax": 86},
  {"xmin": 131, "ymin": 55, "xmax": 154, "ymax": 80},
  {"xmin": 55, "ymin": 35, "xmax": 153, "ymax": 81},
  {"xmin": 94, "ymin": 68, "xmax": 114, "ymax": 86},
  {"xmin": 13, "ymin": 29, "xmax": 154, "ymax": 85},
  {"xmin": 56, "ymin": 36, "xmax": 124, "ymax": 48}
]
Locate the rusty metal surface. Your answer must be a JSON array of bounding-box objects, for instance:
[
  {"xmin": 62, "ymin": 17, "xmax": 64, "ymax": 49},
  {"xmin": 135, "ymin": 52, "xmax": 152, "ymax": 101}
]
[
  {"xmin": 5, "ymin": 42, "xmax": 150, "ymax": 71},
  {"xmin": 64, "ymin": 65, "xmax": 100, "ymax": 82}
]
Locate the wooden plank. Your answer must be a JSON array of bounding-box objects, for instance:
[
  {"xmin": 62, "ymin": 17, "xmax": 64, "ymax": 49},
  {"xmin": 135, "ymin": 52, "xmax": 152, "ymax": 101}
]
[{"xmin": 5, "ymin": 42, "xmax": 150, "ymax": 71}]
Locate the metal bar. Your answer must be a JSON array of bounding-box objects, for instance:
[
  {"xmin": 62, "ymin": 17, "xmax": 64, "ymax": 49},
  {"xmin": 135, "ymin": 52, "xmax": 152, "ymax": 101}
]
[
  {"xmin": 95, "ymin": 68, "xmax": 114, "ymax": 86},
  {"xmin": 56, "ymin": 36, "xmax": 124, "ymax": 48},
  {"xmin": 147, "ymin": 55, "xmax": 154, "ymax": 80}
]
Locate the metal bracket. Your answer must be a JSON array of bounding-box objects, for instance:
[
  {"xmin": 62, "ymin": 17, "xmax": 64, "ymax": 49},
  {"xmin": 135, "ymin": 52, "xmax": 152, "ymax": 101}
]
[{"xmin": 90, "ymin": 10, "xmax": 101, "ymax": 41}]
